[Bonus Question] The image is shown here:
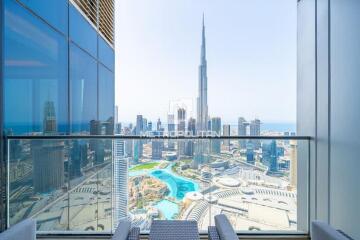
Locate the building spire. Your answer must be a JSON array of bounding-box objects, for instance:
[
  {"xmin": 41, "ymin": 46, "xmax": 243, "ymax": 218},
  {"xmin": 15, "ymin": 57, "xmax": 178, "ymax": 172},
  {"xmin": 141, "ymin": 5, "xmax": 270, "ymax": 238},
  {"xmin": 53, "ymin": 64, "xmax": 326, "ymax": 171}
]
[
  {"xmin": 201, "ymin": 13, "xmax": 206, "ymax": 61},
  {"xmin": 202, "ymin": 12, "xmax": 205, "ymax": 27},
  {"xmin": 197, "ymin": 13, "xmax": 208, "ymax": 133}
]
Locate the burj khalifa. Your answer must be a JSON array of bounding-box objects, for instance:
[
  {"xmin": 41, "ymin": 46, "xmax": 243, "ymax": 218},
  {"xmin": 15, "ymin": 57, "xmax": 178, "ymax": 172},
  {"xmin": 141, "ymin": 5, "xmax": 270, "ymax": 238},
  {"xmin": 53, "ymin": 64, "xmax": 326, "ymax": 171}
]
[
  {"xmin": 197, "ymin": 14, "xmax": 208, "ymax": 133},
  {"xmin": 192, "ymin": 15, "xmax": 209, "ymax": 169}
]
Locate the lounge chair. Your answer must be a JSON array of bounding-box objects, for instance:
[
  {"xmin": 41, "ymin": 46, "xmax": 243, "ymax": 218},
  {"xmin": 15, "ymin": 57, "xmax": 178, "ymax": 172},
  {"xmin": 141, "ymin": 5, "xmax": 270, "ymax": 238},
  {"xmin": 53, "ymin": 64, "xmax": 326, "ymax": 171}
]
[
  {"xmin": 112, "ymin": 220, "xmax": 140, "ymax": 240},
  {"xmin": 208, "ymin": 214, "xmax": 238, "ymax": 240}
]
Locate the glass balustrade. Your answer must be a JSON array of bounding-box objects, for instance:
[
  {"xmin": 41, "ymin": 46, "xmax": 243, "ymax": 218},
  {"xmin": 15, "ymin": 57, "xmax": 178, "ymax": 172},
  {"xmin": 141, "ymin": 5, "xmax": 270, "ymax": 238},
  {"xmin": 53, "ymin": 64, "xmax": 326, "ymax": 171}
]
[{"xmin": 7, "ymin": 136, "xmax": 309, "ymax": 234}]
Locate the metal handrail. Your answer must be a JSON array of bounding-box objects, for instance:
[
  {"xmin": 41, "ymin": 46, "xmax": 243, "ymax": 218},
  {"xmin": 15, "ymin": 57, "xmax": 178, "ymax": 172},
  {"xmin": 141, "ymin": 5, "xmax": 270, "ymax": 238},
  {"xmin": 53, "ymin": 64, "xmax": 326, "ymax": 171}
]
[{"xmin": 5, "ymin": 135, "xmax": 311, "ymax": 140}]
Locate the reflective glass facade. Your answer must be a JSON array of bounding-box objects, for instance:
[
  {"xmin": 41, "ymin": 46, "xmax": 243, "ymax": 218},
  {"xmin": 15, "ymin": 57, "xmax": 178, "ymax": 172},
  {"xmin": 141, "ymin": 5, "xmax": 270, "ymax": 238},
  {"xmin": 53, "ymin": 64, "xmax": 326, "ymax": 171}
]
[
  {"xmin": 4, "ymin": 0, "xmax": 68, "ymax": 134},
  {"xmin": 70, "ymin": 44, "xmax": 98, "ymax": 133},
  {"xmin": 17, "ymin": 0, "xmax": 68, "ymax": 34},
  {"xmin": 0, "ymin": 0, "xmax": 114, "ymax": 231},
  {"xmin": 2, "ymin": 0, "xmax": 115, "ymax": 135},
  {"xmin": 69, "ymin": 4, "xmax": 97, "ymax": 58}
]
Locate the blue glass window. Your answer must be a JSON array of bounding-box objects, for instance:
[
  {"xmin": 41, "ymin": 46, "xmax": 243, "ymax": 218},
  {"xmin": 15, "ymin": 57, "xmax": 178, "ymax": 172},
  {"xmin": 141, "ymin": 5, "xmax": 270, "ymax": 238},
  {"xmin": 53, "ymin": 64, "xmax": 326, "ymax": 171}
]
[
  {"xmin": 4, "ymin": 0, "xmax": 68, "ymax": 134},
  {"xmin": 98, "ymin": 36, "xmax": 114, "ymax": 71},
  {"xmin": 70, "ymin": 44, "xmax": 98, "ymax": 133},
  {"xmin": 98, "ymin": 64, "xmax": 114, "ymax": 123},
  {"xmin": 17, "ymin": 0, "xmax": 68, "ymax": 34},
  {"xmin": 69, "ymin": 4, "xmax": 97, "ymax": 58}
]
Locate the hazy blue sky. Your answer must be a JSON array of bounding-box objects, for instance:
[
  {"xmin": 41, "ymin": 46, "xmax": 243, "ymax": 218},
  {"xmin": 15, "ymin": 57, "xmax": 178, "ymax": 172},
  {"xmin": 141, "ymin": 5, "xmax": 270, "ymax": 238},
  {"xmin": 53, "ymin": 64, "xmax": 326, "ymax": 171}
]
[{"xmin": 115, "ymin": 0, "xmax": 297, "ymax": 124}]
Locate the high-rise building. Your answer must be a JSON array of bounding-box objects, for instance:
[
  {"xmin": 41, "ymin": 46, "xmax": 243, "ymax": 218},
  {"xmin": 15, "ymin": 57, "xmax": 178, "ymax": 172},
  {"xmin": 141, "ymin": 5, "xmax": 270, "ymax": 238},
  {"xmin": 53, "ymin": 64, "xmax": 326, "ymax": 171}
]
[
  {"xmin": 43, "ymin": 101, "xmax": 57, "ymax": 134},
  {"xmin": 269, "ymin": 140, "xmax": 278, "ymax": 173},
  {"xmin": 113, "ymin": 139, "xmax": 128, "ymax": 227},
  {"xmin": 142, "ymin": 118, "xmax": 148, "ymax": 133},
  {"xmin": 124, "ymin": 127, "xmax": 133, "ymax": 157},
  {"xmin": 196, "ymin": 15, "xmax": 209, "ymax": 133},
  {"xmin": 115, "ymin": 122, "xmax": 122, "ymax": 134},
  {"xmin": 105, "ymin": 117, "xmax": 114, "ymax": 135},
  {"xmin": 250, "ymin": 119, "xmax": 261, "ymax": 149},
  {"xmin": 222, "ymin": 124, "xmax": 231, "ymax": 151},
  {"xmin": 246, "ymin": 141, "xmax": 255, "ymax": 165},
  {"xmin": 136, "ymin": 115, "xmax": 144, "ymax": 135},
  {"xmin": 115, "ymin": 105, "xmax": 119, "ymax": 125},
  {"xmin": 32, "ymin": 101, "xmax": 64, "ymax": 193},
  {"xmin": 250, "ymin": 119, "xmax": 261, "ymax": 136},
  {"xmin": 167, "ymin": 114, "xmax": 176, "ymax": 150},
  {"xmin": 148, "ymin": 121, "xmax": 153, "ymax": 132},
  {"xmin": 134, "ymin": 115, "xmax": 144, "ymax": 162},
  {"xmin": 157, "ymin": 118, "xmax": 162, "ymax": 131},
  {"xmin": 32, "ymin": 141, "xmax": 65, "ymax": 193},
  {"xmin": 1, "ymin": 0, "xmax": 115, "ymax": 230},
  {"xmin": 211, "ymin": 117, "xmax": 221, "ymax": 154},
  {"xmin": 186, "ymin": 118, "xmax": 196, "ymax": 156},
  {"xmin": 177, "ymin": 108, "xmax": 186, "ymax": 156},
  {"xmin": 168, "ymin": 114, "xmax": 175, "ymax": 133},
  {"xmin": 238, "ymin": 117, "xmax": 248, "ymax": 149},
  {"xmin": 207, "ymin": 119, "xmax": 212, "ymax": 132},
  {"xmin": 90, "ymin": 120, "xmax": 105, "ymax": 165},
  {"xmin": 152, "ymin": 137, "xmax": 163, "ymax": 160},
  {"xmin": 69, "ymin": 140, "xmax": 83, "ymax": 179},
  {"xmin": 193, "ymin": 15, "xmax": 209, "ymax": 168},
  {"xmin": 290, "ymin": 140, "xmax": 298, "ymax": 188},
  {"xmin": 261, "ymin": 141, "xmax": 271, "ymax": 166}
]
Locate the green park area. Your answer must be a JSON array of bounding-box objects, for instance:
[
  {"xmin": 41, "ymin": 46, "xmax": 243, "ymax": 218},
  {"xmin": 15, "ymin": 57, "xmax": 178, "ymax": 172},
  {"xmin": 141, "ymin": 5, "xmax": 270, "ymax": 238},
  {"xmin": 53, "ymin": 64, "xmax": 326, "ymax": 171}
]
[{"xmin": 130, "ymin": 162, "xmax": 160, "ymax": 171}]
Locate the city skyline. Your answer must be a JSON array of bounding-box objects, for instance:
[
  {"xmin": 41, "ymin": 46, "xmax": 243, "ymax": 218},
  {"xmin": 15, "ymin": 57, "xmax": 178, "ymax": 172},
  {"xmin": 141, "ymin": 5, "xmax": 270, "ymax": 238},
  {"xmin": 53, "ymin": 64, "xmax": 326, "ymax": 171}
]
[{"xmin": 115, "ymin": 0, "xmax": 297, "ymax": 124}]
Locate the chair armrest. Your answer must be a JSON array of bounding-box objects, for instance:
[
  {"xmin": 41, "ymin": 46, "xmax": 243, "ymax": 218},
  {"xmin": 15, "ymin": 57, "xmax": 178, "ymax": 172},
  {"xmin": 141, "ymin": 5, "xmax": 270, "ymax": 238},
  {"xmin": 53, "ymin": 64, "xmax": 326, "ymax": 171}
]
[
  {"xmin": 127, "ymin": 227, "xmax": 140, "ymax": 240},
  {"xmin": 208, "ymin": 226, "xmax": 220, "ymax": 240}
]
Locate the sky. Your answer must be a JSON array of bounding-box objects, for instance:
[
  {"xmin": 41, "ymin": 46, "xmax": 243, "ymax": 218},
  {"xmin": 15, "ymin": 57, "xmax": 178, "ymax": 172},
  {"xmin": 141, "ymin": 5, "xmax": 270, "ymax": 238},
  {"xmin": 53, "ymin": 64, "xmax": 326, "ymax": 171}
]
[{"xmin": 114, "ymin": 0, "xmax": 297, "ymax": 125}]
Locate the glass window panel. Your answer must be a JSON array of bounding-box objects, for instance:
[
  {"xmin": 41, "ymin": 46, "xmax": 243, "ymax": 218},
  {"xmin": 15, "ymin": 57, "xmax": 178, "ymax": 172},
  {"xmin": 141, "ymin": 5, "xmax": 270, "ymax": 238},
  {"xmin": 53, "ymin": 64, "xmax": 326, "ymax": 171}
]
[
  {"xmin": 99, "ymin": 64, "xmax": 114, "ymax": 125},
  {"xmin": 70, "ymin": 44, "xmax": 98, "ymax": 133},
  {"xmin": 8, "ymin": 139, "xmax": 68, "ymax": 230},
  {"xmin": 69, "ymin": 4, "xmax": 97, "ymax": 58},
  {"xmin": 17, "ymin": 0, "xmax": 68, "ymax": 34},
  {"xmin": 98, "ymin": 36, "xmax": 114, "ymax": 72},
  {"xmin": 4, "ymin": 0, "xmax": 68, "ymax": 135}
]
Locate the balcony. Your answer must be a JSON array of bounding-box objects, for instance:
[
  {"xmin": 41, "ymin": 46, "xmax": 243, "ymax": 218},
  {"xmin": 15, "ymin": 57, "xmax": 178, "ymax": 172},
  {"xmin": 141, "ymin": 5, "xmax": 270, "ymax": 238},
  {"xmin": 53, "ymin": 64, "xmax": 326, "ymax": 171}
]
[{"xmin": 6, "ymin": 135, "xmax": 310, "ymax": 238}]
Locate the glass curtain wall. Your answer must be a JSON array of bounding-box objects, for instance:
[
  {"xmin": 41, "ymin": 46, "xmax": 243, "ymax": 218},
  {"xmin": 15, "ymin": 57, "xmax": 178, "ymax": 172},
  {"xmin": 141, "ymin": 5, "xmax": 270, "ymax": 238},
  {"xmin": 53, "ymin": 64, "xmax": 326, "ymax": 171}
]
[
  {"xmin": 2, "ymin": 0, "xmax": 114, "ymax": 232},
  {"xmin": 3, "ymin": 0, "xmax": 115, "ymax": 136}
]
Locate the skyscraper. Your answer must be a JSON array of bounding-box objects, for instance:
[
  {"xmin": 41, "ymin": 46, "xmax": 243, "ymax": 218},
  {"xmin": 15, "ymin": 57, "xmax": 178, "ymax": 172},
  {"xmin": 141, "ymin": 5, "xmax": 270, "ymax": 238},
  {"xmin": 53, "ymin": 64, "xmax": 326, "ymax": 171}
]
[
  {"xmin": 134, "ymin": 115, "xmax": 144, "ymax": 162},
  {"xmin": 115, "ymin": 122, "xmax": 122, "ymax": 134},
  {"xmin": 269, "ymin": 140, "xmax": 278, "ymax": 173},
  {"xmin": 43, "ymin": 101, "xmax": 57, "ymax": 134},
  {"xmin": 152, "ymin": 138, "xmax": 163, "ymax": 160},
  {"xmin": 211, "ymin": 117, "xmax": 221, "ymax": 154},
  {"xmin": 167, "ymin": 114, "xmax": 176, "ymax": 150},
  {"xmin": 177, "ymin": 108, "xmax": 186, "ymax": 156},
  {"xmin": 246, "ymin": 141, "xmax": 255, "ymax": 165},
  {"xmin": 193, "ymin": 15, "xmax": 209, "ymax": 168},
  {"xmin": 69, "ymin": 140, "xmax": 83, "ymax": 179},
  {"xmin": 90, "ymin": 120, "xmax": 105, "ymax": 165},
  {"xmin": 115, "ymin": 105, "xmax": 119, "ymax": 125},
  {"xmin": 238, "ymin": 117, "xmax": 248, "ymax": 149},
  {"xmin": 222, "ymin": 124, "xmax": 231, "ymax": 151},
  {"xmin": 142, "ymin": 118, "xmax": 148, "ymax": 133},
  {"xmin": 32, "ymin": 101, "xmax": 64, "ymax": 193},
  {"xmin": 290, "ymin": 140, "xmax": 297, "ymax": 188},
  {"xmin": 1, "ymin": 0, "xmax": 115, "ymax": 230},
  {"xmin": 250, "ymin": 119, "xmax": 261, "ymax": 136},
  {"xmin": 157, "ymin": 118, "xmax": 162, "ymax": 131},
  {"xmin": 186, "ymin": 118, "xmax": 196, "ymax": 156},
  {"xmin": 113, "ymin": 139, "xmax": 128, "ymax": 227},
  {"xmin": 124, "ymin": 127, "xmax": 133, "ymax": 157},
  {"xmin": 196, "ymin": 14, "xmax": 208, "ymax": 133},
  {"xmin": 136, "ymin": 115, "xmax": 144, "ymax": 135},
  {"xmin": 250, "ymin": 119, "xmax": 261, "ymax": 149},
  {"xmin": 148, "ymin": 121, "xmax": 152, "ymax": 132}
]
